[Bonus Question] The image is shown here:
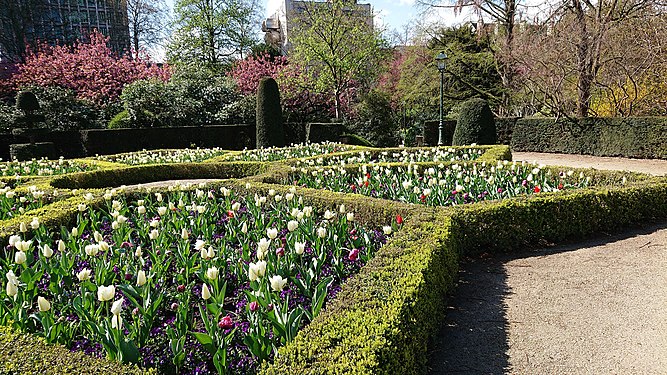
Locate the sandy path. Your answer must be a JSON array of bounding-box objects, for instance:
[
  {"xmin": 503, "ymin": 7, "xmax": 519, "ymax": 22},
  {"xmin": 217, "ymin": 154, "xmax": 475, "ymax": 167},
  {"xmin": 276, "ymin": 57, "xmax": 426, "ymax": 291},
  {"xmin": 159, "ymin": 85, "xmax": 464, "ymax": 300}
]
[
  {"xmin": 513, "ymin": 152, "xmax": 667, "ymax": 176},
  {"xmin": 428, "ymin": 223, "xmax": 667, "ymax": 374}
]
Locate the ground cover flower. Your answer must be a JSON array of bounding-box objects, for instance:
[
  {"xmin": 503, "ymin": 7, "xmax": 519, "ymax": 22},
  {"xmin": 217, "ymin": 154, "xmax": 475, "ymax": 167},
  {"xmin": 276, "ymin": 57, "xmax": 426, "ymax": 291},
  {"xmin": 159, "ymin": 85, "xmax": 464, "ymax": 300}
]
[
  {"xmin": 0, "ymin": 157, "xmax": 95, "ymax": 176},
  {"xmin": 295, "ymin": 147, "xmax": 484, "ymax": 167},
  {"xmin": 225, "ymin": 142, "xmax": 351, "ymax": 162},
  {"xmin": 96, "ymin": 148, "xmax": 227, "ymax": 165},
  {"xmin": 0, "ymin": 186, "xmax": 393, "ymax": 374},
  {"xmin": 289, "ymin": 161, "xmax": 591, "ymax": 206}
]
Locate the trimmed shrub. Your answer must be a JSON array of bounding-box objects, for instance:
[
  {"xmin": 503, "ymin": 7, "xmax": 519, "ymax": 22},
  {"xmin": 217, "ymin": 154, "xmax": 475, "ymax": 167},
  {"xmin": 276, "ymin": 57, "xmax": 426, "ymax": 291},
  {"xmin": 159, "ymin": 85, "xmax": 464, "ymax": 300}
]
[
  {"xmin": 9, "ymin": 142, "xmax": 58, "ymax": 161},
  {"xmin": 15, "ymin": 91, "xmax": 40, "ymax": 112},
  {"xmin": 256, "ymin": 77, "xmax": 285, "ymax": 148},
  {"xmin": 306, "ymin": 123, "xmax": 344, "ymax": 144},
  {"xmin": 108, "ymin": 110, "xmax": 131, "ymax": 129},
  {"xmin": 453, "ymin": 98, "xmax": 497, "ymax": 145},
  {"xmin": 341, "ymin": 133, "xmax": 373, "ymax": 147},
  {"xmin": 510, "ymin": 117, "xmax": 667, "ymax": 159},
  {"xmin": 423, "ymin": 120, "xmax": 457, "ymax": 146}
]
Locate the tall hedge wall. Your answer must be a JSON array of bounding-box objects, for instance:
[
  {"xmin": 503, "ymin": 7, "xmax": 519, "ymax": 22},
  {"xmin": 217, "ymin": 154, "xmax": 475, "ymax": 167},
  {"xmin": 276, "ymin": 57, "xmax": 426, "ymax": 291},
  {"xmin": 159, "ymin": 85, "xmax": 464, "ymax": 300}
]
[{"xmin": 510, "ymin": 117, "xmax": 667, "ymax": 158}]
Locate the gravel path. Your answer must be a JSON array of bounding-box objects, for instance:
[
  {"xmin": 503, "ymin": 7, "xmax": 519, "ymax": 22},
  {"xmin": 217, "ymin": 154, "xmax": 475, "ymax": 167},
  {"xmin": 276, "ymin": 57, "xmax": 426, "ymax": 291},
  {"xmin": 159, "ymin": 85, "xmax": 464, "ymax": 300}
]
[
  {"xmin": 428, "ymin": 223, "xmax": 667, "ymax": 374},
  {"xmin": 513, "ymin": 152, "xmax": 667, "ymax": 176}
]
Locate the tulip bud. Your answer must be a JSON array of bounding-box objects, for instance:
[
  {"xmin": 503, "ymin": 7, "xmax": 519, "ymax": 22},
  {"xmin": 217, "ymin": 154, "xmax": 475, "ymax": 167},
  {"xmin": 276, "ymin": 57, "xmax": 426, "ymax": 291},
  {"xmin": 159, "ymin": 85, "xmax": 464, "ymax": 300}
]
[
  {"xmin": 93, "ymin": 231, "xmax": 103, "ymax": 243},
  {"xmin": 287, "ymin": 220, "xmax": 298, "ymax": 232},
  {"xmin": 249, "ymin": 301, "xmax": 259, "ymax": 312},
  {"xmin": 19, "ymin": 222, "xmax": 27, "ymax": 233},
  {"xmin": 383, "ymin": 226, "xmax": 392, "ymax": 235},
  {"xmin": 37, "ymin": 296, "xmax": 51, "ymax": 312},
  {"xmin": 14, "ymin": 251, "xmax": 26, "ymax": 265},
  {"xmin": 111, "ymin": 298, "xmax": 123, "ymax": 316},
  {"xmin": 181, "ymin": 228, "xmax": 189, "ymax": 240},
  {"xmin": 149, "ymin": 229, "xmax": 159, "ymax": 240},
  {"xmin": 41, "ymin": 244, "xmax": 53, "ymax": 258},
  {"xmin": 202, "ymin": 284, "xmax": 211, "ymax": 300},
  {"xmin": 137, "ymin": 270, "xmax": 147, "ymax": 286},
  {"xmin": 317, "ymin": 227, "xmax": 327, "ymax": 238},
  {"xmin": 58, "ymin": 240, "xmax": 66, "ymax": 252},
  {"xmin": 294, "ymin": 241, "xmax": 305, "ymax": 255},
  {"xmin": 241, "ymin": 222, "xmax": 248, "ymax": 234},
  {"xmin": 135, "ymin": 246, "xmax": 143, "ymax": 257},
  {"xmin": 218, "ymin": 315, "xmax": 234, "ymax": 329},
  {"xmin": 269, "ymin": 275, "xmax": 287, "ymax": 292},
  {"xmin": 346, "ymin": 212, "xmax": 355, "ymax": 222},
  {"xmin": 71, "ymin": 227, "xmax": 78, "ymax": 237}
]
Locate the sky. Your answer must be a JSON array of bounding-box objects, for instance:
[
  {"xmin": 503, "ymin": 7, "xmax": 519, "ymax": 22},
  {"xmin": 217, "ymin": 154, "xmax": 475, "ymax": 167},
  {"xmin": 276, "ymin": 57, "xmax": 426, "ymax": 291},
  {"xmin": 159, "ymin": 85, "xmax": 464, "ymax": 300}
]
[{"xmin": 163, "ymin": 0, "xmax": 479, "ymax": 42}]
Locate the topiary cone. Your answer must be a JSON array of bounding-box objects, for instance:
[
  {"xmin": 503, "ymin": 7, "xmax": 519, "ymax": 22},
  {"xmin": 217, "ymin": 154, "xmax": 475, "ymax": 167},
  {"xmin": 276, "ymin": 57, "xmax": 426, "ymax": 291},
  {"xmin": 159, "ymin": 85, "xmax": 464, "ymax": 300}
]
[
  {"xmin": 453, "ymin": 98, "xmax": 497, "ymax": 146},
  {"xmin": 16, "ymin": 91, "xmax": 40, "ymax": 113},
  {"xmin": 256, "ymin": 77, "xmax": 285, "ymax": 148}
]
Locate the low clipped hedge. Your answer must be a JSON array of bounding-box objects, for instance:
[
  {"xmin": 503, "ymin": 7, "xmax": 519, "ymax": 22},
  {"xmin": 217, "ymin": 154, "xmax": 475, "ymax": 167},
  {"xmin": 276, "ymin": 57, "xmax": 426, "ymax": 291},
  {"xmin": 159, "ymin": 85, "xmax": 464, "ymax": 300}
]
[
  {"xmin": 1, "ymin": 148, "xmax": 666, "ymax": 374},
  {"xmin": 0, "ymin": 325, "xmax": 151, "ymax": 375},
  {"xmin": 49, "ymin": 162, "xmax": 267, "ymax": 189},
  {"xmin": 511, "ymin": 117, "xmax": 667, "ymax": 158}
]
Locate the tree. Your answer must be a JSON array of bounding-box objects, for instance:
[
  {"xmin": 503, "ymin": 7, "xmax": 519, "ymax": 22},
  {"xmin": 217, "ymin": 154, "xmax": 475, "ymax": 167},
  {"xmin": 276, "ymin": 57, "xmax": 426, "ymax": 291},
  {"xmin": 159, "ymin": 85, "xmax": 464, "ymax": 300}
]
[
  {"xmin": 289, "ymin": 0, "xmax": 386, "ymax": 119},
  {"xmin": 511, "ymin": 0, "xmax": 667, "ymax": 118},
  {"xmin": 417, "ymin": 0, "xmax": 521, "ymax": 115},
  {"xmin": 10, "ymin": 31, "xmax": 170, "ymax": 106},
  {"xmin": 167, "ymin": 0, "xmax": 262, "ymax": 70},
  {"xmin": 127, "ymin": 0, "xmax": 170, "ymax": 59}
]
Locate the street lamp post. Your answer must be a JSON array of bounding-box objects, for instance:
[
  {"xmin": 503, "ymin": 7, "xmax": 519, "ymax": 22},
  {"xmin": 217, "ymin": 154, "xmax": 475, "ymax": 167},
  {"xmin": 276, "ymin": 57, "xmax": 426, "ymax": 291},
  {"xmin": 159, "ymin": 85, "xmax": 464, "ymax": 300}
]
[{"xmin": 435, "ymin": 51, "xmax": 448, "ymax": 146}]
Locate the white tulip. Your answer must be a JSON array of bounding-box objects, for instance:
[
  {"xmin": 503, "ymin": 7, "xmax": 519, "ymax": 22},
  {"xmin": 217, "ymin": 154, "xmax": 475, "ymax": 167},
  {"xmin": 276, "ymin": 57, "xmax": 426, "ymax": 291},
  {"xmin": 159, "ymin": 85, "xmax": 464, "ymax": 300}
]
[
  {"xmin": 97, "ymin": 285, "xmax": 115, "ymax": 301},
  {"xmin": 241, "ymin": 222, "xmax": 248, "ymax": 234},
  {"xmin": 30, "ymin": 217, "xmax": 39, "ymax": 230},
  {"xmin": 324, "ymin": 210, "xmax": 336, "ymax": 220},
  {"xmin": 155, "ymin": 193, "xmax": 163, "ymax": 202},
  {"xmin": 295, "ymin": 241, "xmax": 305, "ymax": 255},
  {"xmin": 317, "ymin": 227, "xmax": 327, "ymax": 238},
  {"xmin": 287, "ymin": 220, "xmax": 298, "ymax": 232},
  {"xmin": 257, "ymin": 238, "xmax": 271, "ymax": 259},
  {"xmin": 202, "ymin": 284, "xmax": 211, "ymax": 300},
  {"xmin": 267, "ymin": 228, "xmax": 278, "ymax": 239},
  {"xmin": 8, "ymin": 235, "xmax": 20, "ymax": 247},
  {"xmin": 206, "ymin": 267, "xmax": 219, "ymax": 280},
  {"xmin": 207, "ymin": 246, "xmax": 215, "ymax": 259},
  {"xmin": 112, "ymin": 221, "xmax": 119, "ymax": 230},
  {"xmin": 93, "ymin": 231, "xmax": 103, "ymax": 243},
  {"xmin": 57, "ymin": 240, "xmax": 66, "ymax": 252},
  {"xmin": 77, "ymin": 203, "xmax": 87, "ymax": 212},
  {"xmin": 19, "ymin": 222, "xmax": 27, "ymax": 233},
  {"xmin": 84, "ymin": 193, "xmax": 94, "ymax": 201},
  {"xmin": 303, "ymin": 206, "xmax": 313, "ymax": 217},
  {"xmin": 6, "ymin": 270, "xmax": 18, "ymax": 297},
  {"xmin": 150, "ymin": 219, "xmax": 159, "ymax": 228},
  {"xmin": 137, "ymin": 270, "xmax": 147, "ymax": 286},
  {"xmin": 137, "ymin": 205, "xmax": 146, "ymax": 214},
  {"xmin": 269, "ymin": 275, "xmax": 287, "ymax": 292},
  {"xmin": 37, "ymin": 296, "xmax": 50, "ymax": 312},
  {"xmin": 339, "ymin": 204, "xmax": 346, "ymax": 213},
  {"xmin": 71, "ymin": 227, "xmax": 79, "ymax": 237},
  {"xmin": 15, "ymin": 240, "xmax": 31, "ymax": 252},
  {"xmin": 383, "ymin": 226, "xmax": 392, "ymax": 235},
  {"xmin": 76, "ymin": 268, "xmax": 92, "ymax": 282},
  {"xmin": 196, "ymin": 205, "xmax": 206, "ymax": 214},
  {"xmin": 346, "ymin": 212, "xmax": 355, "ymax": 222},
  {"xmin": 14, "ymin": 251, "xmax": 26, "ymax": 265},
  {"xmin": 112, "ymin": 314, "xmax": 122, "ymax": 329},
  {"xmin": 194, "ymin": 240, "xmax": 206, "ymax": 250},
  {"xmin": 41, "ymin": 244, "xmax": 53, "ymax": 258},
  {"xmin": 116, "ymin": 215, "xmax": 127, "ymax": 224},
  {"xmin": 149, "ymin": 229, "xmax": 159, "ymax": 240},
  {"xmin": 157, "ymin": 206, "xmax": 167, "ymax": 216},
  {"xmin": 231, "ymin": 202, "xmax": 241, "ymax": 211},
  {"xmin": 181, "ymin": 228, "xmax": 189, "ymax": 240},
  {"xmin": 135, "ymin": 246, "xmax": 143, "ymax": 257}
]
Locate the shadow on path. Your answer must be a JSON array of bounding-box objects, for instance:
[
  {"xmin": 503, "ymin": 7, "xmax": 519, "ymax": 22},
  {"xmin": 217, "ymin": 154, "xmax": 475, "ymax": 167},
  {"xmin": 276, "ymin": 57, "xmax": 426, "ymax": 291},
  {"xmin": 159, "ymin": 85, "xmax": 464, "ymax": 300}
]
[{"xmin": 427, "ymin": 221, "xmax": 667, "ymax": 375}]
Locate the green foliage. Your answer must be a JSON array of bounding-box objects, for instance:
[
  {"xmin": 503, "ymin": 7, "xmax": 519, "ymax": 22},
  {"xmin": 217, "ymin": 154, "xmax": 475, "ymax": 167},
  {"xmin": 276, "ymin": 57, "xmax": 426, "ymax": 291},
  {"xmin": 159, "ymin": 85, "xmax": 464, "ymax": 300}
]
[
  {"xmin": 15, "ymin": 91, "xmax": 40, "ymax": 112},
  {"xmin": 510, "ymin": 117, "xmax": 667, "ymax": 158},
  {"xmin": 17, "ymin": 86, "xmax": 103, "ymax": 131},
  {"xmin": 348, "ymin": 90, "xmax": 399, "ymax": 147},
  {"xmin": 108, "ymin": 110, "xmax": 131, "ymax": 129},
  {"xmin": 168, "ymin": 0, "xmax": 261, "ymax": 71},
  {"xmin": 255, "ymin": 77, "xmax": 284, "ymax": 148},
  {"xmin": 9, "ymin": 142, "xmax": 58, "ymax": 161},
  {"xmin": 289, "ymin": 0, "xmax": 386, "ymax": 119},
  {"xmin": 0, "ymin": 325, "xmax": 151, "ymax": 375},
  {"xmin": 120, "ymin": 68, "xmax": 248, "ymax": 128},
  {"xmin": 453, "ymin": 98, "xmax": 497, "ymax": 145}
]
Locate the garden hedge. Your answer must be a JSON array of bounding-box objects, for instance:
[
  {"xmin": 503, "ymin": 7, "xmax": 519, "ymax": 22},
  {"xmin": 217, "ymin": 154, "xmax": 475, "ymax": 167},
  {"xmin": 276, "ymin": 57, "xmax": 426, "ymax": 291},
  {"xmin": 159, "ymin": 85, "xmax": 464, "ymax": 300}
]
[
  {"xmin": 510, "ymin": 117, "xmax": 667, "ymax": 158},
  {"xmin": 0, "ymin": 147, "xmax": 665, "ymax": 375}
]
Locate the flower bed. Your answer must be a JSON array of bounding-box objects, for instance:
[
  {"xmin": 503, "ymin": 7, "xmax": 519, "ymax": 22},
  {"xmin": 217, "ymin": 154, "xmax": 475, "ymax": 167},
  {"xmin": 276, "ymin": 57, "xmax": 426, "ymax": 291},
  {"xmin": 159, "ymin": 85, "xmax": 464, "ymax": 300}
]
[
  {"xmin": 0, "ymin": 157, "xmax": 97, "ymax": 177},
  {"xmin": 223, "ymin": 143, "xmax": 353, "ymax": 162},
  {"xmin": 0, "ymin": 186, "xmax": 395, "ymax": 374},
  {"xmin": 294, "ymin": 147, "xmax": 484, "ymax": 167},
  {"xmin": 0, "ymin": 183, "xmax": 53, "ymax": 220},
  {"xmin": 288, "ymin": 161, "xmax": 591, "ymax": 206},
  {"xmin": 96, "ymin": 148, "xmax": 228, "ymax": 165}
]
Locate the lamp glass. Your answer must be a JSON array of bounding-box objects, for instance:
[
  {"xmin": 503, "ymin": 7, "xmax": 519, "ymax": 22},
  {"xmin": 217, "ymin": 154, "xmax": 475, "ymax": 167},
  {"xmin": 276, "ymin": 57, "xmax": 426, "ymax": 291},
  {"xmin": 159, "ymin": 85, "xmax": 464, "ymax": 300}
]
[{"xmin": 435, "ymin": 52, "xmax": 447, "ymax": 71}]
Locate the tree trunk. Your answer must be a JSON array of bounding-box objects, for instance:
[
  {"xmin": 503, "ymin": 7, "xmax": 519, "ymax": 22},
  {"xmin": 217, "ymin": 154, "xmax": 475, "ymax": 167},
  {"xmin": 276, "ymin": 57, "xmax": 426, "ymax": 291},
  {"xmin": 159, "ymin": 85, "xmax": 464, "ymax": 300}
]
[{"xmin": 574, "ymin": 0, "xmax": 592, "ymax": 117}]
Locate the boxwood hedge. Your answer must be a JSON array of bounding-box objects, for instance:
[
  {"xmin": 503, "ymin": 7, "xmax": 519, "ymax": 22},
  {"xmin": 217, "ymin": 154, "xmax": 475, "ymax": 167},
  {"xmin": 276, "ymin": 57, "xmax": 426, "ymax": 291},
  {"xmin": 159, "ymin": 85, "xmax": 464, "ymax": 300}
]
[{"xmin": 0, "ymin": 146, "xmax": 664, "ymax": 375}]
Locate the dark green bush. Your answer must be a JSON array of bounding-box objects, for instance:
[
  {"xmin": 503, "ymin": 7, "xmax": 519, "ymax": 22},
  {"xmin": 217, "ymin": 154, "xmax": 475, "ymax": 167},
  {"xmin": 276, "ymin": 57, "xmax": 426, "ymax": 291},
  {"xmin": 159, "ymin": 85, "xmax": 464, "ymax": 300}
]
[
  {"xmin": 453, "ymin": 98, "xmax": 497, "ymax": 145},
  {"xmin": 510, "ymin": 117, "xmax": 667, "ymax": 158},
  {"xmin": 347, "ymin": 90, "xmax": 400, "ymax": 147},
  {"xmin": 19, "ymin": 86, "xmax": 103, "ymax": 131},
  {"xmin": 423, "ymin": 119, "xmax": 457, "ymax": 146},
  {"xmin": 256, "ymin": 77, "xmax": 285, "ymax": 148},
  {"xmin": 15, "ymin": 90, "xmax": 40, "ymax": 112},
  {"xmin": 9, "ymin": 142, "xmax": 58, "ymax": 161},
  {"xmin": 305, "ymin": 123, "xmax": 344, "ymax": 144}
]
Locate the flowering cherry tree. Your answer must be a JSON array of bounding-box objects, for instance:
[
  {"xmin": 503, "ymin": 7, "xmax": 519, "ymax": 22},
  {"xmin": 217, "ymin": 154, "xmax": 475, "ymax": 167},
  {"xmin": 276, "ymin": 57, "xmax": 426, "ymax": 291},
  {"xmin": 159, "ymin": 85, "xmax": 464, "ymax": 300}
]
[{"xmin": 9, "ymin": 31, "xmax": 170, "ymax": 106}]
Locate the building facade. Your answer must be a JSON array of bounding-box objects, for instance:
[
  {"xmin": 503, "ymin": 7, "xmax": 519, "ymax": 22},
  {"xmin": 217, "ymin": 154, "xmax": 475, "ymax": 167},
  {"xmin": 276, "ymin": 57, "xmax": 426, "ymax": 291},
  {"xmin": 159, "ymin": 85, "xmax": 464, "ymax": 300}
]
[
  {"xmin": 0, "ymin": 0, "xmax": 130, "ymax": 62},
  {"xmin": 262, "ymin": 0, "xmax": 373, "ymax": 55}
]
